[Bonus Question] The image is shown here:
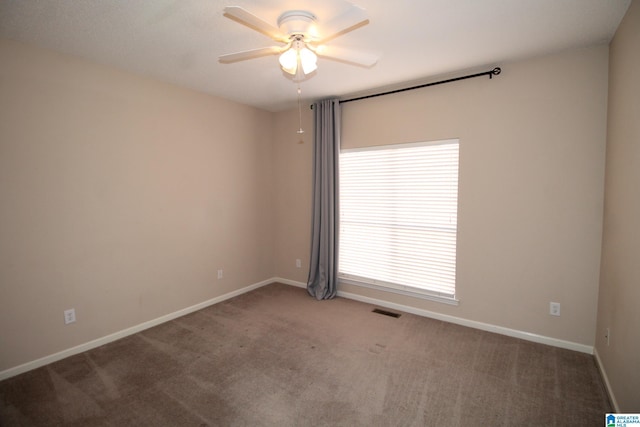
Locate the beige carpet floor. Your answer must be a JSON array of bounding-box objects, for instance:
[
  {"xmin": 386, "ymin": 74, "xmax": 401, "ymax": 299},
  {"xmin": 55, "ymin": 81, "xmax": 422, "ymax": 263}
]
[{"xmin": 0, "ymin": 282, "xmax": 611, "ymax": 426}]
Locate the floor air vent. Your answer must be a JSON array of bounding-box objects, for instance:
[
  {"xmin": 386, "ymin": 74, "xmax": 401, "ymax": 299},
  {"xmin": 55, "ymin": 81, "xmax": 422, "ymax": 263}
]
[{"xmin": 372, "ymin": 308, "xmax": 401, "ymax": 318}]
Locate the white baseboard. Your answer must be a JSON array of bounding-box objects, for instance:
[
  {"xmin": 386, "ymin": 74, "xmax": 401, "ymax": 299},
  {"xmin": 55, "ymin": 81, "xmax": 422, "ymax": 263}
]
[
  {"xmin": 594, "ymin": 347, "xmax": 620, "ymax": 412},
  {"xmin": 0, "ymin": 278, "xmax": 275, "ymax": 381},
  {"xmin": 274, "ymin": 278, "xmax": 593, "ymax": 354},
  {"xmin": 275, "ymin": 277, "xmax": 307, "ymax": 288}
]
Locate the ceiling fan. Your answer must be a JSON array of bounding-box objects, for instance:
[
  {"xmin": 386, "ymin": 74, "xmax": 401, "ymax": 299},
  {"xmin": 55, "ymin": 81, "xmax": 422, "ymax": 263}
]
[{"xmin": 219, "ymin": 5, "xmax": 378, "ymax": 81}]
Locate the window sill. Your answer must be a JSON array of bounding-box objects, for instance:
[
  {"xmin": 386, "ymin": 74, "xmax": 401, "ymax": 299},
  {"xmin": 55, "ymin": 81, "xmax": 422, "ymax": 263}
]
[{"xmin": 338, "ymin": 276, "xmax": 459, "ymax": 306}]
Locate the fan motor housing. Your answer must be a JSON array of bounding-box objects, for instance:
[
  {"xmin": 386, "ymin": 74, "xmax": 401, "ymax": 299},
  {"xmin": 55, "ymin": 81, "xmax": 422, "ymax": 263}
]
[{"xmin": 277, "ymin": 10, "xmax": 317, "ymax": 36}]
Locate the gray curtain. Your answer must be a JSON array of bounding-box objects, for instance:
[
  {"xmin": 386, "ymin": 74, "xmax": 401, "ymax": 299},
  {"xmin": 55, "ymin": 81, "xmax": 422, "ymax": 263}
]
[{"xmin": 307, "ymin": 99, "xmax": 340, "ymax": 300}]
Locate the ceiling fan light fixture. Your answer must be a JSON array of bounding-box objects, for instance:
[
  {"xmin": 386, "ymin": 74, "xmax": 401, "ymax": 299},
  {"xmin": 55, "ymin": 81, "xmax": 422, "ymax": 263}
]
[{"xmin": 278, "ymin": 40, "xmax": 318, "ymax": 76}]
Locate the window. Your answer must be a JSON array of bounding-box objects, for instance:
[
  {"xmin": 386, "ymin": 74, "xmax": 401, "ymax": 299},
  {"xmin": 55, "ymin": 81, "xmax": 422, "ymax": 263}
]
[{"xmin": 339, "ymin": 139, "xmax": 459, "ymax": 304}]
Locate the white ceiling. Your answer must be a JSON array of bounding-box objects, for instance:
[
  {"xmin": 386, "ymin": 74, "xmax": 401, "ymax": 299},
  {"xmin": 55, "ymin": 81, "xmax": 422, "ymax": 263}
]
[{"xmin": 0, "ymin": 0, "xmax": 631, "ymax": 112}]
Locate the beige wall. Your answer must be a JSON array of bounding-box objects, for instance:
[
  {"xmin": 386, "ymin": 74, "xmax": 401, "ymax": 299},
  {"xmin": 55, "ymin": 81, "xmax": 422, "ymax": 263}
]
[
  {"xmin": 0, "ymin": 39, "xmax": 275, "ymax": 372},
  {"xmin": 273, "ymin": 108, "xmax": 313, "ymax": 282},
  {"xmin": 275, "ymin": 45, "xmax": 609, "ymax": 347},
  {"xmin": 597, "ymin": 0, "xmax": 640, "ymax": 411}
]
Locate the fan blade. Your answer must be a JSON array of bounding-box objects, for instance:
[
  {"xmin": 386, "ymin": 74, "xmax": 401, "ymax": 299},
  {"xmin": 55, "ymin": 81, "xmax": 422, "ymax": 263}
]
[
  {"xmin": 219, "ymin": 46, "xmax": 284, "ymax": 63},
  {"xmin": 223, "ymin": 6, "xmax": 288, "ymax": 42},
  {"xmin": 316, "ymin": 6, "xmax": 369, "ymax": 44},
  {"xmin": 315, "ymin": 45, "xmax": 378, "ymax": 67}
]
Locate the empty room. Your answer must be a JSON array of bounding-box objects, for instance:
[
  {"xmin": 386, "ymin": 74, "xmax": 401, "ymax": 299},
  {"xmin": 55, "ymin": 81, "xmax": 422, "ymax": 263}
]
[{"xmin": 0, "ymin": 0, "xmax": 638, "ymax": 425}]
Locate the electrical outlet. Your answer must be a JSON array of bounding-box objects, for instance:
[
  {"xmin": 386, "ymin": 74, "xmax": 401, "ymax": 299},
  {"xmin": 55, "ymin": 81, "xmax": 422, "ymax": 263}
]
[
  {"xmin": 549, "ymin": 302, "xmax": 561, "ymax": 316},
  {"xmin": 605, "ymin": 328, "xmax": 610, "ymax": 346},
  {"xmin": 217, "ymin": 269, "xmax": 223, "ymax": 279},
  {"xmin": 64, "ymin": 308, "xmax": 76, "ymax": 325},
  {"xmin": 296, "ymin": 259, "xmax": 301, "ymax": 268}
]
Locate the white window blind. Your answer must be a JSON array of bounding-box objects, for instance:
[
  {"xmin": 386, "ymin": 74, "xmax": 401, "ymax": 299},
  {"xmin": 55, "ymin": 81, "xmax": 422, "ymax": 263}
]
[{"xmin": 339, "ymin": 139, "xmax": 459, "ymax": 300}]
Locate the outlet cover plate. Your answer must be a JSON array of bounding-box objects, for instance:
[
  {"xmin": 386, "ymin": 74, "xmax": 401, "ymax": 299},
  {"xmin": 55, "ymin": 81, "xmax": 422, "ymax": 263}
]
[
  {"xmin": 64, "ymin": 308, "xmax": 76, "ymax": 324},
  {"xmin": 549, "ymin": 302, "xmax": 561, "ymax": 316}
]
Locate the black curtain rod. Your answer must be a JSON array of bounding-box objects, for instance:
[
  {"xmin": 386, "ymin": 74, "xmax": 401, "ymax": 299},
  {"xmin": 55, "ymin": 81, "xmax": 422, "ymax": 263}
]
[
  {"xmin": 341, "ymin": 67, "xmax": 501, "ymax": 104},
  {"xmin": 311, "ymin": 67, "xmax": 501, "ymax": 108}
]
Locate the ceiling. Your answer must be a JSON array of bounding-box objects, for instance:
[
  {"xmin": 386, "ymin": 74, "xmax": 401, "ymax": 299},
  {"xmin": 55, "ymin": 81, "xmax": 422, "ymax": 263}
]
[{"xmin": 0, "ymin": 0, "xmax": 631, "ymax": 112}]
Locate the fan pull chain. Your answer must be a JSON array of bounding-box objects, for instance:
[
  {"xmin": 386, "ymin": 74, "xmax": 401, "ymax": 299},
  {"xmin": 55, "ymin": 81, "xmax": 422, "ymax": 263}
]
[{"xmin": 296, "ymin": 85, "xmax": 304, "ymax": 134}]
